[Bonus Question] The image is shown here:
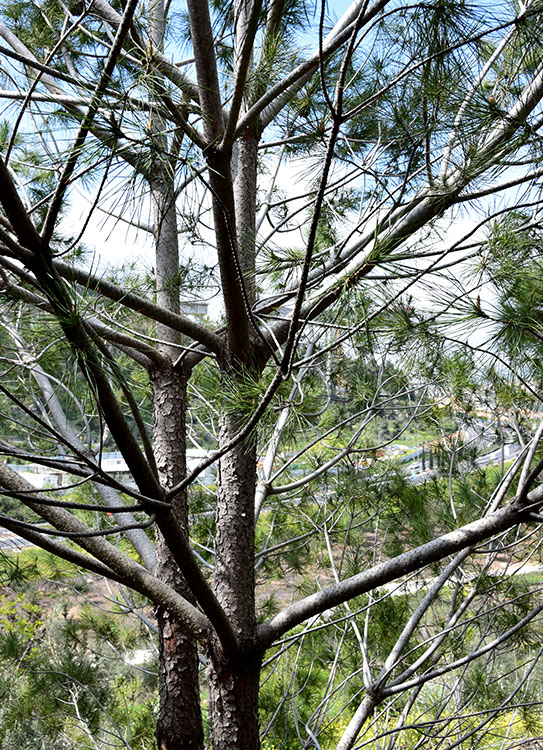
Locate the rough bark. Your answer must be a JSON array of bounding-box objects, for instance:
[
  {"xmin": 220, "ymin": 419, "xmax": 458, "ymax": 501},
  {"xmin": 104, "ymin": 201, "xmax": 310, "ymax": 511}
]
[
  {"xmin": 215, "ymin": 409, "xmax": 257, "ymax": 637},
  {"xmin": 152, "ymin": 365, "xmax": 204, "ymax": 750},
  {"xmin": 209, "ymin": 405, "xmax": 260, "ymax": 748},
  {"xmin": 207, "ymin": 645, "xmax": 262, "ymax": 750}
]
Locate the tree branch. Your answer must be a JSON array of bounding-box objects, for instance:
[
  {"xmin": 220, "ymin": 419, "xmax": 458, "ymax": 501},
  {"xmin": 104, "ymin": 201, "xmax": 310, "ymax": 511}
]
[
  {"xmin": 258, "ymin": 486, "xmax": 543, "ymax": 647},
  {"xmin": 186, "ymin": 0, "xmax": 224, "ymax": 143},
  {"xmin": 0, "ymin": 460, "xmax": 210, "ymax": 640},
  {"xmin": 0, "ymin": 235, "xmax": 221, "ymax": 352},
  {"xmin": 221, "ymin": 0, "xmax": 263, "ymax": 149},
  {"xmin": 235, "ymin": 0, "xmax": 391, "ymax": 136},
  {"xmin": 41, "ymin": 0, "xmax": 140, "ymax": 243}
]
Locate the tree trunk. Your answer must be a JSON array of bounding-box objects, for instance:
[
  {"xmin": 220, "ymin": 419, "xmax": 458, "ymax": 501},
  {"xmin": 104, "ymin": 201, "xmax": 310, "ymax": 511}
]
[
  {"xmin": 149, "ymin": 87, "xmax": 203, "ymax": 742},
  {"xmin": 210, "ymin": 407, "xmax": 260, "ymax": 748},
  {"xmin": 207, "ymin": 647, "xmax": 262, "ymax": 750},
  {"xmin": 152, "ymin": 365, "xmax": 204, "ymax": 750},
  {"xmin": 155, "ymin": 600, "xmax": 203, "ymax": 750},
  {"xmin": 232, "ymin": 128, "xmax": 258, "ymax": 308}
]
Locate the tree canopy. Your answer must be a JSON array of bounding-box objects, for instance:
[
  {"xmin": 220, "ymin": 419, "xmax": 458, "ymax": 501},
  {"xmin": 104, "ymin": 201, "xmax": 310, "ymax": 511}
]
[{"xmin": 2, "ymin": 0, "xmax": 543, "ymax": 748}]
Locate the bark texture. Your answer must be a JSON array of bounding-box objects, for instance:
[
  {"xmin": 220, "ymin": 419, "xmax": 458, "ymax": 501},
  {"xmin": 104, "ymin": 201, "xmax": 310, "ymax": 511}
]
[
  {"xmin": 232, "ymin": 129, "xmax": 258, "ymax": 307},
  {"xmin": 209, "ymin": 405, "xmax": 260, "ymax": 748},
  {"xmin": 151, "ymin": 172, "xmax": 181, "ymax": 351},
  {"xmin": 152, "ymin": 366, "xmax": 204, "ymax": 750},
  {"xmin": 207, "ymin": 646, "xmax": 262, "ymax": 750},
  {"xmin": 215, "ymin": 411, "xmax": 257, "ymax": 639}
]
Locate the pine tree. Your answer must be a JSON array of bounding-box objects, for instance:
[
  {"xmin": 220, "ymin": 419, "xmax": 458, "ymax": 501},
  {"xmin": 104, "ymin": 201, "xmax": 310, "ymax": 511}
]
[{"xmin": 2, "ymin": 1, "xmax": 543, "ymax": 748}]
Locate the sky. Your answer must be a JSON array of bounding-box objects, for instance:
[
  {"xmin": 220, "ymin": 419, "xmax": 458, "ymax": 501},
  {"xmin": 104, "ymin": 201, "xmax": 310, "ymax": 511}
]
[{"xmin": 64, "ymin": 1, "xmax": 362, "ymax": 270}]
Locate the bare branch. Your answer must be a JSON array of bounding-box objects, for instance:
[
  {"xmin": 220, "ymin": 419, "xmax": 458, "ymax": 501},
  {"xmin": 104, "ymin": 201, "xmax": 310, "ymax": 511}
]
[{"xmin": 258, "ymin": 486, "xmax": 543, "ymax": 646}]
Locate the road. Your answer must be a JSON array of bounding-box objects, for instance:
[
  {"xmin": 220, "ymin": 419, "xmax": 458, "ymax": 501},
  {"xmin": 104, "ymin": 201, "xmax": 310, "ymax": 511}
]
[{"xmin": 0, "ymin": 528, "xmax": 34, "ymax": 551}]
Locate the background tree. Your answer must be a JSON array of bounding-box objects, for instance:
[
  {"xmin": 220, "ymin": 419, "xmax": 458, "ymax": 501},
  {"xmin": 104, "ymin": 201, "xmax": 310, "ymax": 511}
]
[{"xmin": 2, "ymin": 1, "xmax": 543, "ymax": 748}]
